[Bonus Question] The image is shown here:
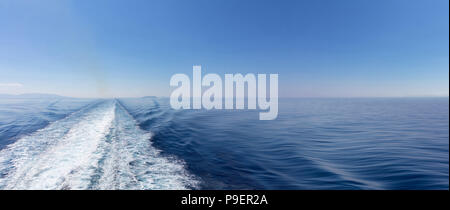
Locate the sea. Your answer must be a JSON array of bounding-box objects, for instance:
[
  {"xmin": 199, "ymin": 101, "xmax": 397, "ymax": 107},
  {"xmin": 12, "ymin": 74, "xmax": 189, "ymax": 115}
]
[{"xmin": 0, "ymin": 95, "xmax": 448, "ymax": 189}]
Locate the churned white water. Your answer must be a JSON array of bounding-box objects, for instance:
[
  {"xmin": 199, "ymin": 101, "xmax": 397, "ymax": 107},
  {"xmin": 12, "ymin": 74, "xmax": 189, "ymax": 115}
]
[{"xmin": 0, "ymin": 100, "xmax": 197, "ymax": 190}]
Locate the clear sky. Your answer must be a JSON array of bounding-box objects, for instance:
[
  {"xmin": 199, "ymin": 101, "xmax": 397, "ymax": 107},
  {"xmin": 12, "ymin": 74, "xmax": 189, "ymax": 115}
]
[{"xmin": 0, "ymin": 0, "xmax": 448, "ymax": 98}]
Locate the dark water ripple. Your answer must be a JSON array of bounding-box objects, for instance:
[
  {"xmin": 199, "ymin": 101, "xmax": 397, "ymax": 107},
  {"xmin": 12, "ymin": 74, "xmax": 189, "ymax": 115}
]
[
  {"xmin": 120, "ymin": 97, "xmax": 449, "ymax": 190},
  {"xmin": 0, "ymin": 97, "xmax": 448, "ymax": 189}
]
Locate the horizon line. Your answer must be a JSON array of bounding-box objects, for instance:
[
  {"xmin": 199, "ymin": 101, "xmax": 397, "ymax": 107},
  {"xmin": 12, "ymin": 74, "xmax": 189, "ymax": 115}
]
[{"xmin": 0, "ymin": 93, "xmax": 449, "ymax": 99}]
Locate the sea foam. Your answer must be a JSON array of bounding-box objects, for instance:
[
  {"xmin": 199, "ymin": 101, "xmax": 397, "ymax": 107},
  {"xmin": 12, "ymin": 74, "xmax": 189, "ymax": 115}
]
[{"xmin": 0, "ymin": 100, "xmax": 197, "ymax": 190}]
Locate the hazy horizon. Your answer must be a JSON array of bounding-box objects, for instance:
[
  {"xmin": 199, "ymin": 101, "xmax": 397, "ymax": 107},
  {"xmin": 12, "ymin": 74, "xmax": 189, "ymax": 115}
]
[{"xmin": 1, "ymin": 92, "xmax": 449, "ymax": 99}]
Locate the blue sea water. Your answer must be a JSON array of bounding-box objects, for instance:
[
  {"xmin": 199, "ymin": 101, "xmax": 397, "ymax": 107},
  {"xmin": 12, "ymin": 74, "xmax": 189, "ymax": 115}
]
[{"xmin": 0, "ymin": 96, "xmax": 448, "ymax": 189}]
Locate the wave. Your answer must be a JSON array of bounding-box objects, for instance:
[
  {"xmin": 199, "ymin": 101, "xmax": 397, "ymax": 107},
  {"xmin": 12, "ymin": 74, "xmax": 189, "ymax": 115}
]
[{"xmin": 0, "ymin": 100, "xmax": 198, "ymax": 190}]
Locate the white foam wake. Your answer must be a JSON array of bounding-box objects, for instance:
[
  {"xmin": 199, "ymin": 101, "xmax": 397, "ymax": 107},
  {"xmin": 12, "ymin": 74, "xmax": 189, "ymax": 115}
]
[{"xmin": 0, "ymin": 100, "xmax": 197, "ymax": 190}]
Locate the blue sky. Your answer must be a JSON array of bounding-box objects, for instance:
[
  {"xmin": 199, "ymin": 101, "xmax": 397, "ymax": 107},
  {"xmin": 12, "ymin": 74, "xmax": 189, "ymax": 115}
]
[{"xmin": 0, "ymin": 0, "xmax": 448, "ymax": 98}]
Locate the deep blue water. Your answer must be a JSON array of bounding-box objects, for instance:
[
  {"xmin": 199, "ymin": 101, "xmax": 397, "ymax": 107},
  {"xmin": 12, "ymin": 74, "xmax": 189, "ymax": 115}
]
[{"xmin": 0, "ymin": 96, "xmax": 448, "ymax": 189}]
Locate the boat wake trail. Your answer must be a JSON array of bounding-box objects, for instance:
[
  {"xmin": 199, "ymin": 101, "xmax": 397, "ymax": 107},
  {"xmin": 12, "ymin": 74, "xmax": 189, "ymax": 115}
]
[{"xmin": 0, "ymin": 100, "xmax": 198, "ymax": 190}]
